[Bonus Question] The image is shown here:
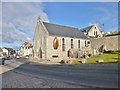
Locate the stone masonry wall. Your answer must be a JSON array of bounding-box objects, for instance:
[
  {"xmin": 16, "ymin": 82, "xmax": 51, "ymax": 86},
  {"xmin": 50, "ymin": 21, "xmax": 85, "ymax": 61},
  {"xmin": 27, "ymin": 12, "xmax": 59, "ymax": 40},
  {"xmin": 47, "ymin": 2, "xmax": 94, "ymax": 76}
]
[
  {"xmin": 33, "ymin": 19, "xmax": 48, "ymax": 59},
  {"xmin": 46, "ymin": 36, "xmax": 91, "ymax": 60},
  {"xmin": 90, "ymin": 35, "xmax": 120, "ymax": 51}
]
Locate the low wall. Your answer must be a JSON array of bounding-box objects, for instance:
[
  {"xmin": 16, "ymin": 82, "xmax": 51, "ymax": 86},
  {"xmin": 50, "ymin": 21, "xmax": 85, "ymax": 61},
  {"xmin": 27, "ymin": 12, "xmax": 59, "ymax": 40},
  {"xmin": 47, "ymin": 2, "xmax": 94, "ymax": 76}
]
[{"xmin": 90, "ymin": 35, "xmax": 120, "ymax": 51}]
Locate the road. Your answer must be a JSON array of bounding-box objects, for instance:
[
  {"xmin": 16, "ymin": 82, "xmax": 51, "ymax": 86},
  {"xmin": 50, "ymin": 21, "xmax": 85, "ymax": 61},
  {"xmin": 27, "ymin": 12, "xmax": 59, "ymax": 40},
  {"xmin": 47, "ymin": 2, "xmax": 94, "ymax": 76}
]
[{"xmin": 2, "ymin": 59, "xmax": 118, "ymax": 88}]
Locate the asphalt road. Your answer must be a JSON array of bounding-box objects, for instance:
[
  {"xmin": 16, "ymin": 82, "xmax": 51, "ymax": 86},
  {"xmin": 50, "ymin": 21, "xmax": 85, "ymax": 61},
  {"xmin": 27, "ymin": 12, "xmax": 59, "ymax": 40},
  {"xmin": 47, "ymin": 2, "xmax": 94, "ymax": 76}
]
[{"xmin": 2, "ymin": 59, "xmax": 118, "ymax": 88}]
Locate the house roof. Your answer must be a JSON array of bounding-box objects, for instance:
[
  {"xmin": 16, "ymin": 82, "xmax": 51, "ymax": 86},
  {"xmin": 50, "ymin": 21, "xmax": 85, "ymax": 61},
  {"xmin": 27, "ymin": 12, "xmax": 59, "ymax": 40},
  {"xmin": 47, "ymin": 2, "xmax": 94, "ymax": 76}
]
[
  {"xmin": 22, "ymin": 41, "xmax": 33, "ymax": 48},
  {"xmin": 4, "ymin": 47, "xmax": 13, "ymax": 51},
  {"xmin": 80, "ymin": 25, "xmax": 93, "ymax": 33},
  {"xmin": 43, "ymin": 22, "xmax": 88, "ymax": 39}
]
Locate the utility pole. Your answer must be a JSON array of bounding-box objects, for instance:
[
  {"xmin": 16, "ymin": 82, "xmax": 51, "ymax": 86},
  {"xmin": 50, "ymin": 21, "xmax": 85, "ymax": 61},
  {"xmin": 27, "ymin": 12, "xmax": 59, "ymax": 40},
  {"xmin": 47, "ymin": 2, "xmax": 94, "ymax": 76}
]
[{"xmin": 102, "ymin": 24, "xmax": 104, "ymax": 32}]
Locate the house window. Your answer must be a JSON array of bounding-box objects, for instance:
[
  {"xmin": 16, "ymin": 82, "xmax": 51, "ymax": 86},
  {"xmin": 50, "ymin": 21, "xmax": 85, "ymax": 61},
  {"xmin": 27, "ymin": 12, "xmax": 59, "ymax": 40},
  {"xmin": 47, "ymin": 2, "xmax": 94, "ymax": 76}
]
[
  {"xmin": 95, "ymin": 27, "xmax": 96, "ymax": 29},
  {"xmin": 94, "ymin": 31, "xmax": 95, "ymax": 35},
  {"xmin": 71, "ymin": 39, "xmax": 73, "ymax": 48},
  {"xmin": 62, "ymin": 38, "xmax": 65, "ymax": 51},
  {"xmin": 96, "ymin": 31, "xmax": 98, "ymax": 36},
  {"xmin": 78, "ymin": 40, "xmax": 80, "ymax": 49},
  {"xmin": 87, "ymin": 41, "xmax": 90, "ymax": 44},
  {"xmin": 52, "ymin": 55, "xmax": 59, "ymax": 58}
]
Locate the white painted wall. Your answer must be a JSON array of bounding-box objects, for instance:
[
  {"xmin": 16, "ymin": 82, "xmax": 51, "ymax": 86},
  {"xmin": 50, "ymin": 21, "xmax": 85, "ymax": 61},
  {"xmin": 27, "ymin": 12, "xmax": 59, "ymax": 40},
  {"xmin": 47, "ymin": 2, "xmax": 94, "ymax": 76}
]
[
  {"xmin": 88, "ymin": 25, "xmax": 103, "ymax": 37},
  {"xmin": 2, "ymin": 48, "xmax": 8, "ymax": 56}
]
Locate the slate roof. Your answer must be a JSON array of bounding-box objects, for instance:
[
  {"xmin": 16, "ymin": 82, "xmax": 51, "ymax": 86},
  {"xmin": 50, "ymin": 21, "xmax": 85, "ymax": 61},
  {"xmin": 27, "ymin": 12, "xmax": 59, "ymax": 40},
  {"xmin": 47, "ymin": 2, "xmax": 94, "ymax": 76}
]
[
  {"xmin": 22, "ymin": 41, "xmax": 33, "ymax": 48},
  {"xmin": 43, "ymin": 22, "xmax": 88, "ymax": 39},
  {"xmin": 80, "ymin": 25, "xmax": 93, "ymax": 33},
  {"xmin": 4, "ymin": 47, "xmax": 13, "ymax": 51}
]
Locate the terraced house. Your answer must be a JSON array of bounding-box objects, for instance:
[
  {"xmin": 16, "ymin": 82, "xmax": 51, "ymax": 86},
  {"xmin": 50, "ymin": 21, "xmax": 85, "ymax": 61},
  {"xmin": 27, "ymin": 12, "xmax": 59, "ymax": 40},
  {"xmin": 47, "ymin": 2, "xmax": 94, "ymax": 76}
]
[{"xmin": 33, "ymin": 16, "xmax": 93, "ymax": 60}]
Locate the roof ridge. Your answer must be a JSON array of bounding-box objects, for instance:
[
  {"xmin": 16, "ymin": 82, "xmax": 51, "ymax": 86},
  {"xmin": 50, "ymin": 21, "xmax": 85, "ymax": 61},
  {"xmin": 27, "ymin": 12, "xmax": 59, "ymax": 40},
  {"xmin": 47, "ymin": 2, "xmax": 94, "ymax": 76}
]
[
  {"xmin": 80, "ymin": 24, "xmax": 93, "ymax": 30},
  {"xmin": 43, "ymin": 22, "xmax": 79, "ymax": 30}
]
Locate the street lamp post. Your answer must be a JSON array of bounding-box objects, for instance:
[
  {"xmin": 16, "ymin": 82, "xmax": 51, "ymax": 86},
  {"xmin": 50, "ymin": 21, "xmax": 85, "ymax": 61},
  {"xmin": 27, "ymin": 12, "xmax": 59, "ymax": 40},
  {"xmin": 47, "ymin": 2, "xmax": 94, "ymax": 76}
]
[{"xmin": 102, "ymin": 24, "xmax": 104, "ymax": 32}]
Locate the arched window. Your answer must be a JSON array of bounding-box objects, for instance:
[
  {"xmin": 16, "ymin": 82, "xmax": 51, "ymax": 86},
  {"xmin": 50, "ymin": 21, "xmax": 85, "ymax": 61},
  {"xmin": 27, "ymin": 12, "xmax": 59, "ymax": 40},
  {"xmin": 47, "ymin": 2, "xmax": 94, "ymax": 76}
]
[
  {"xmin": 53, "ymin": 37, "xmax": 59, "ymax": 49},
  {"xmin": 78, "ymin": 40, "xmax": 80, "ymax": 49},
  {"xmin": 85, "ymin": 40, "xmax": 87, "ymax": 47},
  {"xmin": 71, "ymin": 39, "xmax": 73, "ymax": 48},
  {"xmin": 62, "ymin": 38, "xmax": 65, "ymax": 51}
]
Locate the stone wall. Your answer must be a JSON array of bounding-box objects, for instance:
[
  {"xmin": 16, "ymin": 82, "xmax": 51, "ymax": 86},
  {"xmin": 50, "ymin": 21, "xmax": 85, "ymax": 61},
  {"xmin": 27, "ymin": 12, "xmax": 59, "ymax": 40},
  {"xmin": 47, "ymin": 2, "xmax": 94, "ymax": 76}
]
[
  {"xmin": 33, "ymin": 18, "xmax": 48, "ymax": 59},
  {"xmin": 90, "ymin": 35, "xmax": 120, "ymax": 51},
  {"xmin": 46, "ymin": 36, "xmax": 91, "ymax": 60}
]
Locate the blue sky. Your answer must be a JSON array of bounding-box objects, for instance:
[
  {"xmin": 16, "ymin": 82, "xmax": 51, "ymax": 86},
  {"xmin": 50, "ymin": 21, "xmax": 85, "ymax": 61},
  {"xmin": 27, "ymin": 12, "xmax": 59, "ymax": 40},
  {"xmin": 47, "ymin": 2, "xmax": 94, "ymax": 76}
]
[
  {"xmin": 43, "ymin": 2, "xmax": 118, "ymax": 31},
  {"xmin": 1, "ymin": 2, "xmax": 118, "ymax": 50}
]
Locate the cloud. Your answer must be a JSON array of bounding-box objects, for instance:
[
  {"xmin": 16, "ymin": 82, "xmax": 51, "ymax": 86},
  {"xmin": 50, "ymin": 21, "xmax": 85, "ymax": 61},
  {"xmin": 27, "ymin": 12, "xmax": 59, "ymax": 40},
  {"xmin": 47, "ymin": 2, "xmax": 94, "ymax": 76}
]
[
  {"xmin": 2, "ymin": 21, "xmax": 27, "ymax": 43},
  {"xmin": 26, "ymin": 37, "xmax": 31, "ymax": 41},
  {"xmin": 2, "ymin": 2, "xmax": 49, "ymax": 48},
  {"xmin": 93, "ymin": 4, "xmax": 117, "ymax": 21},
  {"xmin": 90, "ymin": 4, "xmax": 118, "ymax": 32}
]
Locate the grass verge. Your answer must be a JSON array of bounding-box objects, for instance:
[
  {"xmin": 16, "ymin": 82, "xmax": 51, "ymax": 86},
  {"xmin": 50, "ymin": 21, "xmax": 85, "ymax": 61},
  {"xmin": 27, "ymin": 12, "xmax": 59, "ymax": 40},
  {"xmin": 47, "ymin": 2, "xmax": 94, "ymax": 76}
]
[
  {"xmin": 72, "ymin": 52, "xmax": 119, "ymax": 64},
  {"xmin": 87, "ymin": 52, "xmax": 119, "ymax": 64}
]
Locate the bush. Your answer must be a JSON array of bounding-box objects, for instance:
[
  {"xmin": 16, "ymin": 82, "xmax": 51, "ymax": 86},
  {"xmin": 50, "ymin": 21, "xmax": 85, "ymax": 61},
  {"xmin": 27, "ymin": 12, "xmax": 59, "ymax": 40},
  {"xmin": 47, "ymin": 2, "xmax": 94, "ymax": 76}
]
[
  {"xmin": 103, "ymin": 50, "xmax": 118, "ymax": 54},
  {"xmin": 88, "ymin": 54, "xmax": 91, "ymax": 57},
  {"xmin": 59, "ymin": 60, "xmax": 65, "ymax": 64}
]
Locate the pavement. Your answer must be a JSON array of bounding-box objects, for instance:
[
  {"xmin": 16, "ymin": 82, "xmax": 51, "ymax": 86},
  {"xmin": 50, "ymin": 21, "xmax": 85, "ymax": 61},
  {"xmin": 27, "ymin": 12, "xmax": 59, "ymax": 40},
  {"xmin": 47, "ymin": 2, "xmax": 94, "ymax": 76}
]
[
  {"xmin": 0, "ymin": 59, "xmax": 27, "ymax": 74},
  {"xmin": 0, "ymin": 58, "xmax": 118, "ymax": 88},
  {"xmin": 0, "ymin": 59, "xmax": 52, "ymax": 88},
  {"xmin": 28, "ymin": 57, "xmax": 61, "ymax": 64},
  {"xmin": 16, "ymin": 63, "xmax": 118, "ymax": 88},
  {"xmin": 2, "ymin": 70, "xmax": 50, "ymax": 88},
  {"xmin": 0, "ymin": 57, "xmax": 60, "ymax": 75},
  {"xmin": 2, "ymin": 70, "xmax": 85, "ymax": 88},
  {"xmin": 1, "ymin": 59, "xmax": 85, "ymax": 88}
]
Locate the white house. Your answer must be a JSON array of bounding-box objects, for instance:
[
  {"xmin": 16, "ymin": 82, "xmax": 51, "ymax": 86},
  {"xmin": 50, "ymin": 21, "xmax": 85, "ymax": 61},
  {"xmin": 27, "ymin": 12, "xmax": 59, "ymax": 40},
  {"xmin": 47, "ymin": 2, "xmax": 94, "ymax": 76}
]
[
  {"xmin": 18, "ymin": 41, "xmax": 33, "ymax": 57},
  {"xmin": 0, "ymin": 48, "xmax": 3, "ymax": 57},
  {"xmin": 80, "ymin": 24, "xmax": 103, "ymax": 38},
  {"xmin": 2, "ymin": 48, "xmax": 9, "ymax": 56}
]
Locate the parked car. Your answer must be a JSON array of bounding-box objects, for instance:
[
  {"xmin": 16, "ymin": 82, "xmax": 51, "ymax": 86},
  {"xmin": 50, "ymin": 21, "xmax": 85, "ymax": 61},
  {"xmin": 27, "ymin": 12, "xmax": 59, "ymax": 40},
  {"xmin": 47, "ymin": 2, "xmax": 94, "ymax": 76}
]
[
  {"xmin": 0, "ymin": 57, "xmax": 4, "ymax": 65},
  {"xmin": 16, "ymin": 55, "xmax": 20, "ymax": 59},
  {"xmin": 0, "ymin": 56, "xmax": 10, "ymax": 65},
  {"xmin": 26, "ymin": 55, "xmax": 29, "ymax": 59}
]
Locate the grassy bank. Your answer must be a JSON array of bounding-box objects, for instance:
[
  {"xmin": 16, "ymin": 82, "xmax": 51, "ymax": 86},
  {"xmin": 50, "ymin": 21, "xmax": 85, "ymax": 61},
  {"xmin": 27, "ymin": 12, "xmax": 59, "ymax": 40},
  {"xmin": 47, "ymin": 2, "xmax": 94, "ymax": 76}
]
[
  {"xmin": 87, "ymin": 53, "xmax": 118, "ymax": 64},
  {"xmin": 72, "ymin": 52, "xmax": 119, "ymax": 64}
]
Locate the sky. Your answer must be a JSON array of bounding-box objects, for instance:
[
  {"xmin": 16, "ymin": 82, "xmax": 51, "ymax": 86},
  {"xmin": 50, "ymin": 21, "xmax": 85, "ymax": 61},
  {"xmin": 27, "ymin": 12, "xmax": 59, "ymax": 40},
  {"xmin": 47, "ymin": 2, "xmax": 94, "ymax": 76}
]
[{"xmin": 1, "ymin": 2, "xmax": 118, "ymax": 50}]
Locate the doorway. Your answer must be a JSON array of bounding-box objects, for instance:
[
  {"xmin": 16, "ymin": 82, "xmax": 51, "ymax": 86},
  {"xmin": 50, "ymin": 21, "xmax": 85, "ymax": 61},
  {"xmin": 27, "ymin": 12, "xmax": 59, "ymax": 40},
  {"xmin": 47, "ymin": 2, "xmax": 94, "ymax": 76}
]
[
  {"xmin": 39, "ymin": 48, "xmax": 42, "ymax": 58},
  {"xmin": 67, "ymin": 49, "xmax": 73, "ymax": 58}
]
